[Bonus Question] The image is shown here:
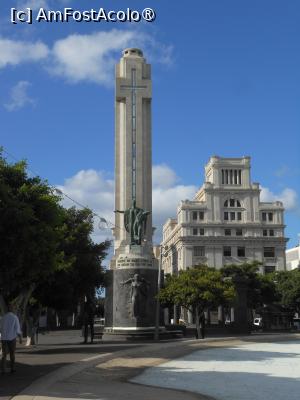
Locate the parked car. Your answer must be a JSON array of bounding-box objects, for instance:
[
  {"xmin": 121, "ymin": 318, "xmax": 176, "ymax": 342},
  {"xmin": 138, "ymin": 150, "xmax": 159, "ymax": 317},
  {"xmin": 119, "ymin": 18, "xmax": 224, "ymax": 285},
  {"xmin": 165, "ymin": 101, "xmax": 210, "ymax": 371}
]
[{"xmin": 253, "ymin": 317, "xmax": 263, "ymax": 328}]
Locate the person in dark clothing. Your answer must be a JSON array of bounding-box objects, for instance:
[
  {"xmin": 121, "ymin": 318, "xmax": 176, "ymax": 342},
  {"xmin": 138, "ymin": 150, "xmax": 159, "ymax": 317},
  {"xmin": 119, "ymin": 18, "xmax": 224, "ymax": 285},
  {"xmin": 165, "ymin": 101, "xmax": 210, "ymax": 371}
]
[
  {"xmin": 82, "ymin": 300, "xmax": 95, "ymax": 344},
  {"xmin": 199, "ymin": 312, "xmax": 206, "ymax": 339}
]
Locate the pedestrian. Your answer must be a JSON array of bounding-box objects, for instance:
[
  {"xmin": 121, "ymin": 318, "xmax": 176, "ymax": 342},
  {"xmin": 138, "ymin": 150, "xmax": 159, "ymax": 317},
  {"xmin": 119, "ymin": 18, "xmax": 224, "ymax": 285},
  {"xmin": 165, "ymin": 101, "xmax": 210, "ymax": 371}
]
[
  {"xmin": 25, "ymin": 308, "xmax": 34, "ymax": 347},
  {"xmin": 199, "ymin": 312, "xmax": 206, "ymax": 339},
  {"xmin": 82, "ymin": 299, "xmax": 95, "ymax": 344},
  {"xmin": 0, "ymin": 303, "xmax": 22, "ymax": 374}
]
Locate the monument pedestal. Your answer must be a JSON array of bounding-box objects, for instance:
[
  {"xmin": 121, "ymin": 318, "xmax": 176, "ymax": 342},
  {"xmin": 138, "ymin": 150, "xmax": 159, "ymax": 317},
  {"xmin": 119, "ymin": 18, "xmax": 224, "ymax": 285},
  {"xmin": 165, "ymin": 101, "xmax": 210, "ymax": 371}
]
[{"xmin": 104, "ymin": 246, "xmax": 159, "ymax": 340}]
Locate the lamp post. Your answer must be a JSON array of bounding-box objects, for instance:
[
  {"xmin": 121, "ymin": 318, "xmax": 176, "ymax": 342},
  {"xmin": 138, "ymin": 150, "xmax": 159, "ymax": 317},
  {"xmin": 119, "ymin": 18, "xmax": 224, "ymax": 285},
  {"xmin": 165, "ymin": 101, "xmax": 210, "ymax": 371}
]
[{"xmin": 154, "ymin": 245, "xmax": 168, "ymax": 340}]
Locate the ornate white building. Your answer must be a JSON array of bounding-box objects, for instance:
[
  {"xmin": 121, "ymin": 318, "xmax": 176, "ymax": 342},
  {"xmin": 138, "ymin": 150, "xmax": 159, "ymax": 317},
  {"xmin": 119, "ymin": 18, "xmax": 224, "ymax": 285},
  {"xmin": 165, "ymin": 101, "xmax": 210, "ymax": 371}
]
[
  {"xmin": 162, "ymin": 156, "xmax": 288, "ymax": 275},
  {"xmin": 286, "ymin": 241, "xmax": 300, "ymax": 270}
]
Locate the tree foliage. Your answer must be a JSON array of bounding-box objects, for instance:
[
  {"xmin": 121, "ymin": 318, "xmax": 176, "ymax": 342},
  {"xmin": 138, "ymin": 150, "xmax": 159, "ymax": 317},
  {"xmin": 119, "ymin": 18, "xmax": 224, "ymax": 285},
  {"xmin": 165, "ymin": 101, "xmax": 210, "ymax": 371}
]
[
  {"xmin": 0, "ymin": 152, "xmax": 110, "ymax": 319},
  {"xmin": 0, "ymin": 153, "xmax": 64, "ymax": 312},
  {"xmin": 159, "ymin": 265, "xmax": 235, "ymax": 338},
  {"xmin": 273, "ymin": 269, "xmax": 300, "ymax": 312},
  {"xmin": 34, "ymin": 207, "xmax": 110, "ymax": 311},
  {"xmin": 221, "ymin": 262, "xmax": 278, "ymax": 309}
]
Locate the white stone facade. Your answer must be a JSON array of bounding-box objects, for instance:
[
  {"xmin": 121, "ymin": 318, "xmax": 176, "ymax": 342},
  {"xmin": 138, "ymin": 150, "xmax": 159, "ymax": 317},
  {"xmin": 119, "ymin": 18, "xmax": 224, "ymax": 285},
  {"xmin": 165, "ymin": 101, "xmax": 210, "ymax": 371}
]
[
  {"xmin": 286, "ymin": 243, "xmax": 300, "ymax": 270},
  {"xmin": 162, "ymin": 156, "xmax": 288, "ymax": 275}
]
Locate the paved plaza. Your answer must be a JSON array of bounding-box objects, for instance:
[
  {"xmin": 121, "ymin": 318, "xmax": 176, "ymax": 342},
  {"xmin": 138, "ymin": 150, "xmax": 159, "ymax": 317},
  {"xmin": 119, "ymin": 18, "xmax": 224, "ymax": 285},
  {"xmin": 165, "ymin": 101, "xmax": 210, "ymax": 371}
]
[
  {"xmin": 1, "ymin": 332, "xmax": 299, "ymax": 400},
  {"xmin": 132, "ymin": 339, "xmax": 300, "ymax": 400}
]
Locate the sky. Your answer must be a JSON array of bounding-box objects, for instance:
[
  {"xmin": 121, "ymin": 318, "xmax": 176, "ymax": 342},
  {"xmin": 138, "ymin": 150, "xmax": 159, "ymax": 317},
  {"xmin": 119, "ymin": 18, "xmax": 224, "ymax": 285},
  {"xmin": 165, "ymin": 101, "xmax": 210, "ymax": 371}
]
[{"xmin": 0, "ymin": 0, "xmax": 299, "ymax": 249}]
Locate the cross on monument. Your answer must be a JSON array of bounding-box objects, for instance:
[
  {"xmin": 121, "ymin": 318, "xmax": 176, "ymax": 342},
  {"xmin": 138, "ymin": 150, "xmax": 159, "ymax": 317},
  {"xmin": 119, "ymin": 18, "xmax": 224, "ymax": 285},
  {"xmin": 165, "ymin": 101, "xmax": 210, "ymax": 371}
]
[
  {"xmin": 114, "ymin": 48, "xmax": 152, "ymax": 248},
  {"xmin": 120, "ymin": 68, "xmax": 147, "ymax": 201}
]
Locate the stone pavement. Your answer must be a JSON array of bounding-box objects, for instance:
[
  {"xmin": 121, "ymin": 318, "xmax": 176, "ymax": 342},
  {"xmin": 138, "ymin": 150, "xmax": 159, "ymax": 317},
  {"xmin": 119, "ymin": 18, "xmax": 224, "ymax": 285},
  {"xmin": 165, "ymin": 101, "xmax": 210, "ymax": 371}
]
[
  {"xmin": 133, "ymin": 335, "xmax": 300, "ymax": 400},
  {"xmin": 3, "ymin": 332, "xmax": 300, "ymax": 400},
  {"xmin": 0, "ymin": 330, "xmax": 143, "ymax": 400}
]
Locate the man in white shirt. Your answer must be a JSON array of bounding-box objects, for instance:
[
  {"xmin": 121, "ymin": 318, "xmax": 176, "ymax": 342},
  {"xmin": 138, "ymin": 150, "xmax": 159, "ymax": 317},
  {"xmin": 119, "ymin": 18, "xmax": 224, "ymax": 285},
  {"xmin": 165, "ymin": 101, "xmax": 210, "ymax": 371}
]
[{"xmin": 0, "ymin": 303, "xmax": 22, "ymax": 374}]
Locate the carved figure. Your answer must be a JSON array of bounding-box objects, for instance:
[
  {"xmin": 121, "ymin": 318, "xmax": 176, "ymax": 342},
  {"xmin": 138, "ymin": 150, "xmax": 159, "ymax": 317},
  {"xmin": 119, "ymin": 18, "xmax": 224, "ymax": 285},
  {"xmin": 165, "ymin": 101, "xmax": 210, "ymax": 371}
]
[{"xmin": 120, "ymin": 274, "xmax": 150, "ymax": 318}]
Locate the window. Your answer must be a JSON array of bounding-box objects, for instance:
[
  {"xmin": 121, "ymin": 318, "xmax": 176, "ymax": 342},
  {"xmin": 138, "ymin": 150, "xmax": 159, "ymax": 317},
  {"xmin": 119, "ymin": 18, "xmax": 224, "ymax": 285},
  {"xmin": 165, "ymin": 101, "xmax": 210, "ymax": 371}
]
[
  {"xmin": 269, "ymin": 229, "xmax": 274, "ymax": 237},
  {"xmin": 263, "ymin": 229, "xmax": 268, "ymax": 236},
  {"xmin": 192, "ymin": 211, "xmax": 197, "ymax": 220},
  {"xmin": 221, "ymin": 169, "xmax": 242, "ymax": 185},
  {"xmin": 265, "ymin": 266, "xmax": 275, "ymax": 274},
  {"xmin": 224, "ymin": 198, "xmax": 241, "ymax": 208},
  {"xmin": 225, "ymin": 229, "xmax": 231, "ymax": 236},
  {"xmin": 192, "ymin": 228, "xmax": 198, "ymax": 235},
  {"xmin": 236, "ymin": 228, "xmax": 242, "ymax": 236},
  {"xmin": 237, "ymin": 247, "xmax": 245, "ymax": 257},
  {"xmin": 194, "ymin": 246, "xmax": 205, "ymax": 257},
  {"xmin": 268, "ymin": 212, "xmax": 273, "ymax": 222},
  {"xmin": 199, "ymin": 211, "xmax": 204, "ymax": 220},
  {"xmin": 264, "ymin": 247, "xmax": 275, "ymax": 258},
  {"xmin": 262, "ymin": 212, "xmax": 273, "ymax": 222},
  {"xmin": 224, "ymin": 210, "xmax": 242, "ymax": 221},
  {"xmin": 223, "ymin": 246, "xmax": 231, "ymax": 257},
  {"xmin": 199, "ymin": 228, "xmax": 204, "ymax": 236}
]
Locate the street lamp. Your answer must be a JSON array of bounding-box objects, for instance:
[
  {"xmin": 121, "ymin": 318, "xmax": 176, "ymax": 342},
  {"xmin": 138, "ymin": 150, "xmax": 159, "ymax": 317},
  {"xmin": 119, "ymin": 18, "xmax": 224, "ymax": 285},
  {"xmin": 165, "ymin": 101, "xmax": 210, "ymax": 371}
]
[{"xmin": 154, "ymin": 245, "xmax": 168, "ymax": 340}]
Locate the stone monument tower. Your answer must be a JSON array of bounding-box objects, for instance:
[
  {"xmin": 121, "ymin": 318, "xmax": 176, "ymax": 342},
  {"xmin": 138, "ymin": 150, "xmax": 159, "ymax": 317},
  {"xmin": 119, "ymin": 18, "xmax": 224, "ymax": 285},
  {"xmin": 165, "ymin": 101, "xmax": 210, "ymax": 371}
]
[{"xmin": 104, "ymin": 48, "xmax": 158, "ymax": 338}]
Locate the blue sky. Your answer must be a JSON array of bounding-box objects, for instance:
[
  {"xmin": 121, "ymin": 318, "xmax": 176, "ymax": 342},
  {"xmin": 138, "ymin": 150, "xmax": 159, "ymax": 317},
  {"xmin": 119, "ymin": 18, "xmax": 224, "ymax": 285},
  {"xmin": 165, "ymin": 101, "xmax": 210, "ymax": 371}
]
[{"xmin": 0, "ymin": 0, "xmax": 299, "ymax": 247}]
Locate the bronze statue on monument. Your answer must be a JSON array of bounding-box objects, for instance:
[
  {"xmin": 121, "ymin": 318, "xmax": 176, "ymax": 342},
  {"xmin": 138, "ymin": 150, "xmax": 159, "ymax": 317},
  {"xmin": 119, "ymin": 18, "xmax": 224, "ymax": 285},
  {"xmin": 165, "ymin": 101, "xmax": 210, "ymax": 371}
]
[{"xmin": 115, "ymin": 200, "xmax": 150, "ymax": 245}]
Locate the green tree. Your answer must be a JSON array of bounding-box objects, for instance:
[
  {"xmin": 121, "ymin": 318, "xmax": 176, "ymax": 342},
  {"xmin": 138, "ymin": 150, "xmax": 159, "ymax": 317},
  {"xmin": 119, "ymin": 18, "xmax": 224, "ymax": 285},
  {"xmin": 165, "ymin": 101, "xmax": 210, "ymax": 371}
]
[
  {"xmin": 0, "ymin": 152, "xmax": 64, "ymax": 321},
  {"xmin": 159, "ymin": 265, "xmax": 235, "ymax": 339},
  {"xmin": 34, "ymin": 207, "xmax": 110, "ymax": 315},
  {"xmin": 221, "ymin": 262, "xmax": 278, "ymax": 310},
  {"xmin": 273, "ymin": 269, "xmax": 300, "ymax": 313}
]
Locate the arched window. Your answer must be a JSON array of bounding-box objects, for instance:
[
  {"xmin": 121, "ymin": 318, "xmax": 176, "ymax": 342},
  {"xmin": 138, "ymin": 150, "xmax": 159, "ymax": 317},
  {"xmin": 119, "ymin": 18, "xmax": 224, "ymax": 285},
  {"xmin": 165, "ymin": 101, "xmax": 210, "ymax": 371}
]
[{"xmin": 224, "ymin": 198, "xmax": 242, "ymax": 208}]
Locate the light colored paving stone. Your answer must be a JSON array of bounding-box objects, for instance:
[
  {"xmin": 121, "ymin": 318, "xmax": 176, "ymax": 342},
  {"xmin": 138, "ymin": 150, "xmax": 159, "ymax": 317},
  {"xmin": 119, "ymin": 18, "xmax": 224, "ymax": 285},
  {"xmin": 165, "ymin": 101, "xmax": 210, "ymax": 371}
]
[{"xmin": 132, "ymin": 340, "xmax": 300, "ymax": 400}]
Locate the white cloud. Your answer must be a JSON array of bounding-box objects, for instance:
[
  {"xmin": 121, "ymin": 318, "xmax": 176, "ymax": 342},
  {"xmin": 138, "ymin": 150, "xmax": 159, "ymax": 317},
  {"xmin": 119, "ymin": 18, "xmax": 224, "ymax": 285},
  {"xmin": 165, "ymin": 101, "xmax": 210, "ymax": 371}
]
[
  {"xmin": 56, "ymin": 169, "xmax": 115, "ymax": 243},
  {"xmin": 18, "ymin": 0, "xmax": 49, "ymax": 10},
  {"xmin": 153, "ymin": 164, "xmax": 178, "ymax": 189},
  {"xmin": 50, "ymin": 30, "xmax": 137, "ymax": 85},
  {"xmin": 17, "ymin": 0, "xmax": 71, "ymax": 10},
  {"xmin": 0, "ymin": 37, "xmax": 49, "ymax": 68},
  {"xmin": 0, "ymin": 29, "xmax": 173, "ymax": 85},
  {"xmin": 56, "ymin": 165, "xmax": 196, "ymax": 245},
  {"xmin": 4, "ymin": 81, "xmax": 35, "ymax": 111},
  {"xmin": 152, "ymin": 184, "xmax": 197, "ymax": 243},
  {"xmin": 261, "ymin": 186, "xmax": 299, "ymax": 211}
]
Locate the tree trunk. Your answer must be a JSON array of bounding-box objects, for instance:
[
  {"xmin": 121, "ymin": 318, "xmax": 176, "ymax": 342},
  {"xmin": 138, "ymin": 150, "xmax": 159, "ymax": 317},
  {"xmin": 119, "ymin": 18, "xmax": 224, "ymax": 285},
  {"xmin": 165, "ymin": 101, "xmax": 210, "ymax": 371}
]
[
  {"xmin": 0, "ymin": 294, "xmax": 7, "ymax": 314},
  {"xmin": 195, "ymin": 306, "xmax": 201, "ymax": 339},
  {"xmin": 14, "ymin": 285, "xmax": 35, "ymax": 331}
]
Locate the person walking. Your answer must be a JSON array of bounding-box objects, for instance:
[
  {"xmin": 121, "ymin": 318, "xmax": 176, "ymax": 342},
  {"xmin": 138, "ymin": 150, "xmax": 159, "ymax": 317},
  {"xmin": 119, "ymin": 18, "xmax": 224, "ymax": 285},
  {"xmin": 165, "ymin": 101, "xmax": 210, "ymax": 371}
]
[
  {"xmin": 0, "ymin": 303, "xmax": 22, "ymax": 374},
  {"xmin": 82, "ymin": 300, "xmax": 95, "ymax": 344},
  {"xmin": 199, "ymin": 312, "xmax": 206, "ymax": 339}
]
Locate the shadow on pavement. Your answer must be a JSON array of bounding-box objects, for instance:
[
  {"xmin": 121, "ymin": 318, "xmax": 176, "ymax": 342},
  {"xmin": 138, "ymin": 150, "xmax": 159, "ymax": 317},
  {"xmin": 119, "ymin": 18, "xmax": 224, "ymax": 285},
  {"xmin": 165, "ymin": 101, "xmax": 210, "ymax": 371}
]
[{"xmin": 0, "ymin": 362, "xmax": 68, "ymax": 400}]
